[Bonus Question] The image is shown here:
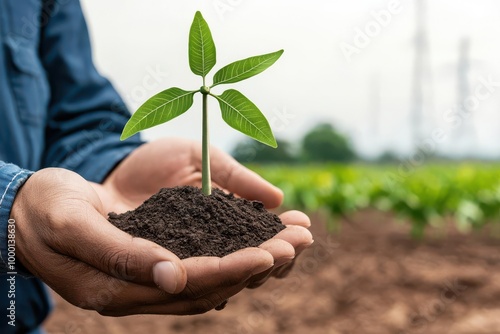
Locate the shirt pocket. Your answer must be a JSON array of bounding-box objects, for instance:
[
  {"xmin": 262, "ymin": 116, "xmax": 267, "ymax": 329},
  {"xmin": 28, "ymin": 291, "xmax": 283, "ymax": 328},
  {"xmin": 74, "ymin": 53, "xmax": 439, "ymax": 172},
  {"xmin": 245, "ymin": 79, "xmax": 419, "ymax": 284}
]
[{"xmin": 5, "ymin": 37, "xmax": 49, "ymax": 126}]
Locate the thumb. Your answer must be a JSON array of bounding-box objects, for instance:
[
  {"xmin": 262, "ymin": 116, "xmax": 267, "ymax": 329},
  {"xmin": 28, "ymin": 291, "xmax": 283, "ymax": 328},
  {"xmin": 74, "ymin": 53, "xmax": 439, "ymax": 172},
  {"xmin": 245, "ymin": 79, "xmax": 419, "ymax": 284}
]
[
  {"xmin": 197, "ymin": 145, "xmax": 284, "ymax": 208},
  {"xmin": 14, "ymin": 168, "xmax": 187, "ymax": 294},
  {"xmin": 45, "ymin": 203, "xmax": 187, "ymax": 294}
]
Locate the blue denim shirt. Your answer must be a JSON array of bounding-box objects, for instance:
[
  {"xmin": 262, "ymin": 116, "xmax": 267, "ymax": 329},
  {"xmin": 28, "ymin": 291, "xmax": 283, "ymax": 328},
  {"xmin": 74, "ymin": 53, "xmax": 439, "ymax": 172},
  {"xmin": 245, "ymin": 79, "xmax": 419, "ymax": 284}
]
[{"xmin": 0, "ymin": 0, "xmax": 143, "ymax": 332}]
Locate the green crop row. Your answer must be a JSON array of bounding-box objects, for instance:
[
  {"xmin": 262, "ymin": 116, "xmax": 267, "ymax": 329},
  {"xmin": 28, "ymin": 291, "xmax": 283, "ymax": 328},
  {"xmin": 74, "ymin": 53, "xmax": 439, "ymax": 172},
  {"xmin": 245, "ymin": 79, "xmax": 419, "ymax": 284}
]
[{"xmin": 250, "ymin": 163, "xmax": 500, "ymax": 236}]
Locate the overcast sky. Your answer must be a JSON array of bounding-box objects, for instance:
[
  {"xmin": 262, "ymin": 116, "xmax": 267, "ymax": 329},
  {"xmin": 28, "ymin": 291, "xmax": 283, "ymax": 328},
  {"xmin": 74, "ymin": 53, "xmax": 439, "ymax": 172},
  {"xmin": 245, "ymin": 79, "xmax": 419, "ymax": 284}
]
[{"xmin": 81, "ymin": 0, "xmax": 500, "ymax": 158}]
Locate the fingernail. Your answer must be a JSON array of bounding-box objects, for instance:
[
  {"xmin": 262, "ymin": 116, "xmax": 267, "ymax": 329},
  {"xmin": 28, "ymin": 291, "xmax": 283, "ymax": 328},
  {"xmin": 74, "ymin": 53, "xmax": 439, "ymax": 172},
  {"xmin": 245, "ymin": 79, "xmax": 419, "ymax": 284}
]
[
  {"xmin": 153, "ymin": 261, "xmax": 178, "ymax": 294},
  {"xmin": 252, "ymin": 261, "xmax": 274, "ymax": 275}
]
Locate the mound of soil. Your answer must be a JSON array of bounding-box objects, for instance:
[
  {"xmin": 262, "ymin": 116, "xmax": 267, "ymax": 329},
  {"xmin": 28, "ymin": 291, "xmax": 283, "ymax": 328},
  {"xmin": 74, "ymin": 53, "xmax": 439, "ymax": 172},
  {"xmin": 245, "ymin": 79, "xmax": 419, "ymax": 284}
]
[{"xmin": 107, "ymin": 186, "xmax": 285, "ymax": 259}]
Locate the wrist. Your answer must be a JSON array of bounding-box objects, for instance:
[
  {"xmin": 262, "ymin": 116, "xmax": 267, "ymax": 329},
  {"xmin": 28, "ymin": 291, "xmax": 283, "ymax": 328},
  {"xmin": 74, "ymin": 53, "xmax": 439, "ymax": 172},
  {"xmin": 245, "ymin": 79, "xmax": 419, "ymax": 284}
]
[{"xmin": 0, "ymin": 163, "xmax": 34, "ymax": 276}]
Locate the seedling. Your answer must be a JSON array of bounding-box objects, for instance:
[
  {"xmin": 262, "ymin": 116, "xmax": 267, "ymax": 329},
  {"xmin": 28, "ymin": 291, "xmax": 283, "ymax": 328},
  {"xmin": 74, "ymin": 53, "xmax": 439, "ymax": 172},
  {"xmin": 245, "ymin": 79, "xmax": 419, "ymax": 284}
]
[{"xmin": 121, "ymin": 11, "xmax": 282, "ymax": 195}]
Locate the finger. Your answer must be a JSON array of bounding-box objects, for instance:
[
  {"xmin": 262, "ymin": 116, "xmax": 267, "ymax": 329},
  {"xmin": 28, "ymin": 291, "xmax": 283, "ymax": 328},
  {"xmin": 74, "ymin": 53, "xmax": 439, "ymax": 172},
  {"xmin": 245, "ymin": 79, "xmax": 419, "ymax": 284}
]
[
  {"xmin": 258, "ymin": 238, "xmax": 294, "ymax": 267},
  {"xmin": 121, "ymin": 283, "xmax": 247, "ymax": 316},
  {"xmin": 37, "ymin": 249, "xmax": 259, "ymax": 316},
  {"xmin": 259, "ymin": 217, "xmax": 314, "ymax": 283},
  {"xmin": 35, "ymin": 251, "xmax": 172, "ymax": 313},
  {"xmin": 202, "ymin": 146, "xmax": 284, "ymax": 208},
  {"xmin": 246, "ymin": 238, "xmax": 294, "ymax": 287},
  {"xmin": 181, "ymin": 247, "xmax": 274, "ymax": 298},
  {"xmin": 119, "ymin": 249, "xmax": 275, "ymax": 315},
  {"xmin": 137, "ymin": 249, "xmax": 273, "ymax": 312},
  {"xmin": 40, "ymin": 202, "xmax": 187, "ymax": 294},
  {"xmin": 273, "ymin": 225, "xmax": 314, "ymax": 253},
  {"xmin": 279, "ymin": 210, "xmax": 312, "ymax": 228}
]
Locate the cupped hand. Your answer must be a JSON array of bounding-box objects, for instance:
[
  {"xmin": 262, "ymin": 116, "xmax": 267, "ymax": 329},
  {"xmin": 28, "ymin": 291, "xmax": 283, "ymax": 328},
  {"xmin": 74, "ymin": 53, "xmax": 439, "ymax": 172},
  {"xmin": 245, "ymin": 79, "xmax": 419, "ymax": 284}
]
[
  {"xmin": 11, "ymin": 168, "xmax": 301, "ymax": 315},
  {"xmin": 97, "ymin": 138, "xmax": 313, "ymax": 285}
]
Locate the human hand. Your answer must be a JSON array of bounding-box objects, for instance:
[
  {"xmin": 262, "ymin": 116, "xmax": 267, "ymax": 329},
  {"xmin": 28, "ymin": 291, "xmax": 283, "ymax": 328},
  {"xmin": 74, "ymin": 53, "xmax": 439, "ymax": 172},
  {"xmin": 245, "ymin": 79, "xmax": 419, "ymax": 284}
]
[
  {"xmin": 97, "ymin": 138, "xmax": 313, "ymax": 287},
  {"xmin": 11, "ymin": 168, "xmax": 298, "ymax": 315}
]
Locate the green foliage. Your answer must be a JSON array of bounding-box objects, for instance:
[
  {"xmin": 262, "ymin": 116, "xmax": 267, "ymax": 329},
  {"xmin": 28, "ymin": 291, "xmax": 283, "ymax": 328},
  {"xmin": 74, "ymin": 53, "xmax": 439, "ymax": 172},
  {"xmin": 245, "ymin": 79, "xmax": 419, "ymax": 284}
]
[
  {"xmin": 121, "ymin": 88, "xmax": 195, "ymax": 140},
  {"xmin": 376, "ymin": 151, "xmax": 400, "ymax": 163},
  {"xmin": 215, "ymin": 89, "xmax": 277, "ymax": 148},
  {"xmin": 212, "ymin": 50, "xmax": 284, "ymax": 86},
  {"xmin": 121, "ymin": 11, "xmax": 283, "ymax": 195},
  {"xmin": 301, "ymin": 123, "xmax": 356, "ymax": 162},
  {"xmin": 189, "ymin": 11, "xmax": 216, "ymax": 78},
  {"xmin": 231, "ymin": 121, "xmax": 358, "ymax": 164},
  {"xmin": 121, "ymin": 11, "xmax": 282, "ymax": 146},
  {"xmin": 232, "ymin": 139, "xmax": 295, "ymax": 163},
  {"xmin": 250, "ymin": 163, "xmax": 500, "ymax": 237}
]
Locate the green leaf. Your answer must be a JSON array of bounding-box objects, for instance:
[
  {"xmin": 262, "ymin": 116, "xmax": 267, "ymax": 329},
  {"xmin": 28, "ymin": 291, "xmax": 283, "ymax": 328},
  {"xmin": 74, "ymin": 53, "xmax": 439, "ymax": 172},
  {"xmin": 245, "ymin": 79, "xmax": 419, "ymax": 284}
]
[
  {"xmin": 212, "ymin": 50, "xmax": 284, "ymax": 87},
  {"xmin": 214, "ymin": 89, "xmax": 277, "ymax": 147},
  {"xmin": 121, "ymin": 88, "xmax": 195, "ymax": 140},
  {"xmin": 189, "ymin": 11, "xmax": 216, "ymax": 78}
]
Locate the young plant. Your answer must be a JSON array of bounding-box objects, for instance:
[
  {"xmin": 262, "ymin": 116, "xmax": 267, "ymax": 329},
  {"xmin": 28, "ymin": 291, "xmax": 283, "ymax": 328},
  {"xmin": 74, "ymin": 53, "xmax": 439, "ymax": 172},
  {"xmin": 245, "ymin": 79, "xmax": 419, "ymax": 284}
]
[{"xmin": 120, "ymin": 11, "xmax": 282, "ymax": 196}]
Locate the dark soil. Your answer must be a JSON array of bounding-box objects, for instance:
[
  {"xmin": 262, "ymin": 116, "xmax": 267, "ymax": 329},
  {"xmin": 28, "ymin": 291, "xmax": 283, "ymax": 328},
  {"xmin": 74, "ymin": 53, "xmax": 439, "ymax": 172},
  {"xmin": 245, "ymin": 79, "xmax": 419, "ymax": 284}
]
[{"xmin": 107, "ymin": 186, "xmax": 285, "ymax": 259}]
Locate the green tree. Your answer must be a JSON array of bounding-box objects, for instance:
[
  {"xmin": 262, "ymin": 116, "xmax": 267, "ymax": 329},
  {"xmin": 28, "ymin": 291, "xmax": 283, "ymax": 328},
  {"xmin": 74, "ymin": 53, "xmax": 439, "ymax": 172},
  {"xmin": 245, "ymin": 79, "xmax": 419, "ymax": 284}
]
[
  {"xmin": 301, "ymin": 123, "xmax": 356, "ymax": 162},
  {"xmin": 377, "ymin": 151, "xmax": 400, "ymax": 164},
  {"xmin": 232, "ymin": 138, "xmax": 296, "ymax": 163}
]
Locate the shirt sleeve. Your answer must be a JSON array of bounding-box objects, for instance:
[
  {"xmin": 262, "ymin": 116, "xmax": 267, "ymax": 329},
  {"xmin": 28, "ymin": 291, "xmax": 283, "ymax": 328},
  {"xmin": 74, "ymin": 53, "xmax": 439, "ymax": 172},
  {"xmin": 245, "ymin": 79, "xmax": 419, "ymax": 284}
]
[
  {"xmin": 39, "ymin": 0, "xmax": 143, "ymax": 183},
  {"xmin": 0, "ymin": 161, "xmax": 33, "ymax": 275}
]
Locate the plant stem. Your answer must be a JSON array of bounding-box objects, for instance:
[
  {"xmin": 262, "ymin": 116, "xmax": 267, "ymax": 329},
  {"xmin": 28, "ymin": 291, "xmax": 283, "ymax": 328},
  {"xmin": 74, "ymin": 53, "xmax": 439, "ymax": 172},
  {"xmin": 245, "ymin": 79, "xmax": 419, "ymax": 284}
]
[{"xmin": 202, "ymin": 91, "xmax": 212, "ymax": 195}]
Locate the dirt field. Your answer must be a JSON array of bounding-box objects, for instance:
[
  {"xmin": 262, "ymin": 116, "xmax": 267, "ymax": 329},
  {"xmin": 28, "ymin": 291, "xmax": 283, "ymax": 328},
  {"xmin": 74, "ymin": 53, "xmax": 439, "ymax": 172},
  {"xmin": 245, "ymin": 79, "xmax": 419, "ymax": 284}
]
[{"xmin": 44, "ymin": 210, "xmax": 500, "ymax": 334}]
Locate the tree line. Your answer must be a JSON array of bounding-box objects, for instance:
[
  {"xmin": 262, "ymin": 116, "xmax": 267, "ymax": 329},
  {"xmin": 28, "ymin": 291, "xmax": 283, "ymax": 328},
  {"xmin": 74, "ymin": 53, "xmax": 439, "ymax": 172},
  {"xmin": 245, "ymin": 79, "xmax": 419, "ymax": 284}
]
[{"xmin": 231, "ymin": 123, "xmax": 357, "ymax": 163}]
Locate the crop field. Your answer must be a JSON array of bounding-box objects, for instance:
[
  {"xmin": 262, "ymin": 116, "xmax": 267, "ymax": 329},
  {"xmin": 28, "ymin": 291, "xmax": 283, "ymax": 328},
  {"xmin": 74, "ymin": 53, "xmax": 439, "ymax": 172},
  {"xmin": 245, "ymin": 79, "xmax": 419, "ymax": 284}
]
[
  {"xmin": 45, "ymin": 163, "xmax": 500, "ymax": 333},
  {"xmin": 251, "ymin": 163, "xmax": 500, "ymax": 236}
]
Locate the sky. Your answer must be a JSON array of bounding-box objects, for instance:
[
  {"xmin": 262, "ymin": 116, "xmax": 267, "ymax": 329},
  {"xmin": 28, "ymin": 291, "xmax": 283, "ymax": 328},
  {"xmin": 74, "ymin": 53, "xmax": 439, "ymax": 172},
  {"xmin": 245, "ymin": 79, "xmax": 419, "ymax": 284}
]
[{"xmin": 80, "ymin": 0, "xmax": 500, "ymax": 159}]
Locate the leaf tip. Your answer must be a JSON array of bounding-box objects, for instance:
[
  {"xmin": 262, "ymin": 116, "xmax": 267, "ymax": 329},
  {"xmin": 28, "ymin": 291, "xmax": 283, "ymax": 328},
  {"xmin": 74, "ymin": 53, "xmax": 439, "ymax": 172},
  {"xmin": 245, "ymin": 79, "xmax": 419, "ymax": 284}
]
[
  {"xmin": 276, "ymin": 49, "xmax": 284, "ymax": 61},
  {"xmin": 120, "ymin": 132, "xmax": 130, "ymax": 141}
]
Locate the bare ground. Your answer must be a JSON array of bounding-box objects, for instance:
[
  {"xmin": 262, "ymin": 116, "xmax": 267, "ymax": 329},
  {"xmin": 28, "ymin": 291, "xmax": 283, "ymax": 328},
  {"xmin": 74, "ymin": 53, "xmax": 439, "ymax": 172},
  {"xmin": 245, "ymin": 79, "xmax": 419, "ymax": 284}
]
[{"xmin": 44, "ymin": 210, "xmax": 500, "ymax": 334}]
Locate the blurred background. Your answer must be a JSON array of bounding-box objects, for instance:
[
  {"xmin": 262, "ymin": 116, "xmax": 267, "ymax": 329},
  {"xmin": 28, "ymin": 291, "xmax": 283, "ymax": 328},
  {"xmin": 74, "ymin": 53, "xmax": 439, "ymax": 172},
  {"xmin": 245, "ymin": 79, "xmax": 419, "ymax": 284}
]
[
  {"xmin": 77, "ymin": 0, "xmax": 500, "ymax": 235},
  {"xmin": 45, "ymin": 1, "xmax": 500, "ymax": 333},
  {"xmin": 82, "ymin": 0, "xmax": 500, "ymax": 159}
]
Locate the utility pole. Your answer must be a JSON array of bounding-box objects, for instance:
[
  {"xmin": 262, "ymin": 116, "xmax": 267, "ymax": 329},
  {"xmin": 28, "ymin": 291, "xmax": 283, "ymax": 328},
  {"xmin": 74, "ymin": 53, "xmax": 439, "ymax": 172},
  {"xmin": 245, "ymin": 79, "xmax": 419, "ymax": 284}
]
[
  {"xmin": 367, "ymin": 74, "xmax": 382, "ymax": 159},
  {"xmin": 454, "ymin": 37, "xmax": 475, "ymax": 158},
  {"xmin": 370, "ymin": 74, "xmax": 380, "ymax": 139},
  {"xmin": 410, "ymin": 0, "xmax": 434, "ymax": 153}
]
